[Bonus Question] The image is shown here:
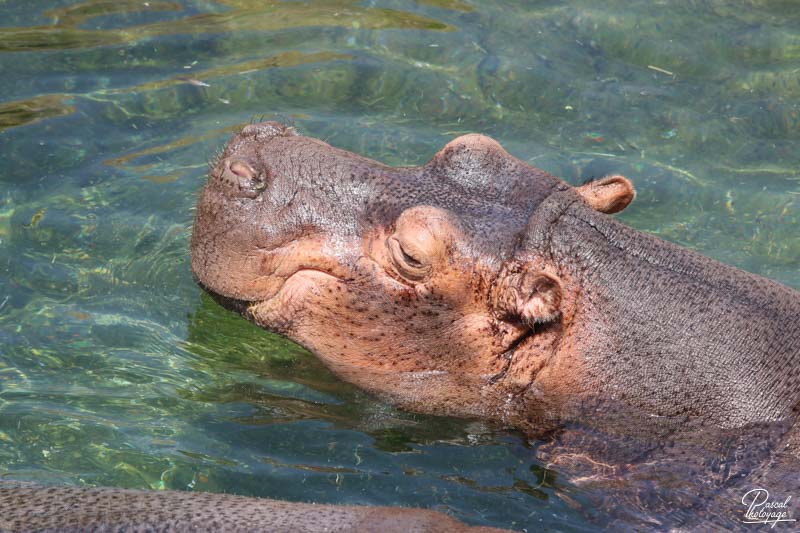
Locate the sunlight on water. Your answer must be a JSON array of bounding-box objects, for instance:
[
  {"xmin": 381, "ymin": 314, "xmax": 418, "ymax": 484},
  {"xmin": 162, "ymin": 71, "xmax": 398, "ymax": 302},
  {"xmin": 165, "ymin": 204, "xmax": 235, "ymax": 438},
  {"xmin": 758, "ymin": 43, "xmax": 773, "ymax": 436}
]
[{"xmin": 0, "ymin": 0, "xmax": 797, "ymax": 530}]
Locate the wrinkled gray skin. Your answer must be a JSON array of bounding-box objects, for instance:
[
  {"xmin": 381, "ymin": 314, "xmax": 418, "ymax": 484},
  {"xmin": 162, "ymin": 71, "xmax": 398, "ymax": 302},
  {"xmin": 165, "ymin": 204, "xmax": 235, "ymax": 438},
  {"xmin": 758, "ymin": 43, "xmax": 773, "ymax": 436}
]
[{"xmin": 5, "ymin": 123, "xmax": 798, "ymax": 531}]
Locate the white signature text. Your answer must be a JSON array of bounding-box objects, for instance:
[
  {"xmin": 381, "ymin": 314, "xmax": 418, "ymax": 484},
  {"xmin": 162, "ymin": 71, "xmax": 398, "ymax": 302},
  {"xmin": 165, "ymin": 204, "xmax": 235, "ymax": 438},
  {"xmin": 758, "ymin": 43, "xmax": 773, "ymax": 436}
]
[{"xmin": 742, "ymin": 488, "xmax": 796, "ymax": 528}]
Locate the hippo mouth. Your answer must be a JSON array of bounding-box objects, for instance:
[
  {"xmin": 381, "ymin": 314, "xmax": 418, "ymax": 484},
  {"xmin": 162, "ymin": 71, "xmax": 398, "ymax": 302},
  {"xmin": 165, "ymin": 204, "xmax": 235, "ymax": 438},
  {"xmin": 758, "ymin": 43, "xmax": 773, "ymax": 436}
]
[
  {"xmin": 191, "ymin": 225, "xmax": 353, "ymax": 309},
  {"xmin": 196, "ymin": 266, "xmax": 343, "ymax": 315},
  {"xmin": 197, "ymin": 280, "xmax": 254, "ymax": 315}
]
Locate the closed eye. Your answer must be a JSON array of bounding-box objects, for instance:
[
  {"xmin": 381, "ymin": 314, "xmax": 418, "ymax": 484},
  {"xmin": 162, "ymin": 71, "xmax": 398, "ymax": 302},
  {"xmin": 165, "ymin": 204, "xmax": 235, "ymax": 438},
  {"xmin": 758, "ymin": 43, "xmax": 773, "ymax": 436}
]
[
  {"xmin": 399, "ymin": 245, "xmax": 423, "ymax": 268},
  {"xmin": 387, "ymin": 237, "xmax": 430, "ymax": 282}
]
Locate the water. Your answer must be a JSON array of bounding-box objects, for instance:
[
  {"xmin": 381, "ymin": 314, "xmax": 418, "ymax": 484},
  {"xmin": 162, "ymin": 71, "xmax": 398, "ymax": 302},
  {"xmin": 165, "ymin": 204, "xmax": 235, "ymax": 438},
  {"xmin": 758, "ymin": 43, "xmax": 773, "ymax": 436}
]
[{"xmin": 0, "ymin": 1, "xmax": 797, "ymax": 530}]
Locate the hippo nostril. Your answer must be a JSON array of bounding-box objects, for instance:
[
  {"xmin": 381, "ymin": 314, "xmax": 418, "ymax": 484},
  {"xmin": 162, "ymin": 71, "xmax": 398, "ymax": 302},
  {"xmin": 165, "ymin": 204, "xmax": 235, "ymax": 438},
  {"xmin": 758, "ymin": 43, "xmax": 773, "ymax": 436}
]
[
  {"xmin": 219, "ymin": 158, "xmax": 268, "ymax": 198},
  {"xmin": 229, "ymin": 160, "xmax": 255, "ymax": 180}
]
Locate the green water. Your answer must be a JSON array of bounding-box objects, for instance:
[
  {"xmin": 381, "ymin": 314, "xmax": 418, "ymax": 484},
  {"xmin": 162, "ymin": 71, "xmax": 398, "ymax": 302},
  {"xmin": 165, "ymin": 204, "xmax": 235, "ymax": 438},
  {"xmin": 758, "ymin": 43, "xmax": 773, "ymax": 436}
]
[{"xmin": 0, "ymin": 1, "xmax": 797, "ymax": 530}]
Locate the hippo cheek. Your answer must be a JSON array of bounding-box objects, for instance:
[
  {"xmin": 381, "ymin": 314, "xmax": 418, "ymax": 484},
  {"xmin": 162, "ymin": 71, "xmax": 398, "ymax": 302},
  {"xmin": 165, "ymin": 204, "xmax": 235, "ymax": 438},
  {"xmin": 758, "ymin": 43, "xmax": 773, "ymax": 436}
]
[
  {"xmin": 249, "ymin": 272, "xmax": 511, "ymax": 388},
  {"xmin": 248, "ymin": 276, "xmax": 407, "ymax": 372}
]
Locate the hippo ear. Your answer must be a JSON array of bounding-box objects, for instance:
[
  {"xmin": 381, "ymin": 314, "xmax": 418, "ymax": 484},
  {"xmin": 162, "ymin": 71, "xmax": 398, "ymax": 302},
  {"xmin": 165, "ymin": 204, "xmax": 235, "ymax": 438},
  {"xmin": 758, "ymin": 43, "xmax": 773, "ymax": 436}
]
[
  {"xmin": 575, "ymin": 175, "xmax": 635, "ymax": 214},
  {"xmin": 493, "ymin": 266, "xmax": 562, "ymax": 327}
]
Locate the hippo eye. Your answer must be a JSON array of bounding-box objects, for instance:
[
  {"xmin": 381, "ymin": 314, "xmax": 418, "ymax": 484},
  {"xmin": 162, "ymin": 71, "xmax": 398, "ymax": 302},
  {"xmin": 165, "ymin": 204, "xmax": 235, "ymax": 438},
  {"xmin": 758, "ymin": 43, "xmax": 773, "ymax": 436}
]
[
  {"xmin": 399, "ymin": 246, "xmax": 423, "ymax": 268},
  {"xmin": 387, "ymin": 237, "xmax": 430, "ymax": 282}
]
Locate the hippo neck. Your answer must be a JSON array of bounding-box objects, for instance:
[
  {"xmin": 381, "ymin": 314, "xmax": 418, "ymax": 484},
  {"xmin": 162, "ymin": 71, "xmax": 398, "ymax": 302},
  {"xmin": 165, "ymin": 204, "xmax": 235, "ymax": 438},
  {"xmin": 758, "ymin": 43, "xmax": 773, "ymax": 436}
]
[{"xmin": 524, "ymin": 193, "xmax": 800, "ymax": 431}]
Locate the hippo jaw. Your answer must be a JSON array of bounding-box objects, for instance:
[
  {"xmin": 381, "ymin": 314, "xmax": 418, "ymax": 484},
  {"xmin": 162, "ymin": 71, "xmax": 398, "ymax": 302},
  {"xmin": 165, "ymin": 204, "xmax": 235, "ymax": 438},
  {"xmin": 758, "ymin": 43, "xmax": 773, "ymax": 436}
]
[{"xmin": 190, "ymin": 122, "xmax": 636, "ymax": 421}]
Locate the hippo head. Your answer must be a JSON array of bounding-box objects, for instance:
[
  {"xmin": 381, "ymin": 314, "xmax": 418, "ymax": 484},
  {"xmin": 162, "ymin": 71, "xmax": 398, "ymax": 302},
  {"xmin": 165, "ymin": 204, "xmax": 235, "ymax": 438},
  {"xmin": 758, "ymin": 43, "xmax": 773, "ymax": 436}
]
[{"xmin": 191, "ymin": 122, "xmax": 634, "ymax": 425}]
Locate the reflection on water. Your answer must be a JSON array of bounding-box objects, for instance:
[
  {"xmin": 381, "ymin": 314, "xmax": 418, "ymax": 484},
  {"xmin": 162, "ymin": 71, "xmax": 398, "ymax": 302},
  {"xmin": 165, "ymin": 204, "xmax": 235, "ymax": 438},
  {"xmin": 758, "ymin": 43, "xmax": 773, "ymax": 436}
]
[
  {"xmin": 111, "ymin": 51, "xmax": 354, "ymax": 95},
  {"xmin": 0, "ymin": 94, "xmax": 74, "ymax": 131},
  {"xmin": 43, "ymin": 1, "xmax": 185, "ymax": 27},
  {"xmin": 0, "ymin": 0, "xmax": 797, "ymax": 531},
  {"xmin": 2, "ymin": 0, "xmax": 450, "ymax": 52}
]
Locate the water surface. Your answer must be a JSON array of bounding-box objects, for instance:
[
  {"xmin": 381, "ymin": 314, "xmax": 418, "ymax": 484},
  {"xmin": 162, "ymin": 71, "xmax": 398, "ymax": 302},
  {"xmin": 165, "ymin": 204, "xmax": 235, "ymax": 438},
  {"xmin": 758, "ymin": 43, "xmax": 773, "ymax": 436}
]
[{"xmin": 0, "ymin": 1, "xmax": 797, "ymax": 530}]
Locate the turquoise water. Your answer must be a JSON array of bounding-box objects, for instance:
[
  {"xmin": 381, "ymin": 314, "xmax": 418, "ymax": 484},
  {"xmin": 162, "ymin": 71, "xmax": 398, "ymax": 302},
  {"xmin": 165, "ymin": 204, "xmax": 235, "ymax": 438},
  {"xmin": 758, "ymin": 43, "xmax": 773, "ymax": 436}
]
[{"xmin": 0, "ymin": 1, "xmax": 798, "ymax": 530}]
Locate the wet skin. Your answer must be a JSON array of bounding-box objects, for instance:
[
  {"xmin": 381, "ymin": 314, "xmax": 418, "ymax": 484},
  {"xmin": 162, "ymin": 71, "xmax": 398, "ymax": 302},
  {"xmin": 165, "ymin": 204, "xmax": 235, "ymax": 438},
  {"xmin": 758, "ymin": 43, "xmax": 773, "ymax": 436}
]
[{"xmin": 188, "ymin": 122, "xmax": 800, "ymax": 529}]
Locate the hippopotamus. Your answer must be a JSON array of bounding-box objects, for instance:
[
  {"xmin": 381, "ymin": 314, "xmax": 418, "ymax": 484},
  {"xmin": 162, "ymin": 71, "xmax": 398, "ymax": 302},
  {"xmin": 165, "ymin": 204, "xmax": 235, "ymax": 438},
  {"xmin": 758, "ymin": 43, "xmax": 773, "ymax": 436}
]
[{"xmin": 187, "ymin": 122, "xmax": 800, "ymax": 529}]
